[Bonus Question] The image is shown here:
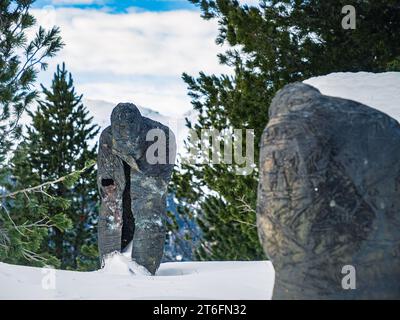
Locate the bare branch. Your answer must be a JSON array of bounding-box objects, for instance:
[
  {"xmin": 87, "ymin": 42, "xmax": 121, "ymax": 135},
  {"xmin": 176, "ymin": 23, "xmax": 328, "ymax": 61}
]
[
  {"xmin": 2, "ymin": 161, "xmax": 95, "ymax": 200},
  {"xmin": 236, "ymin": 195, "xmax": 257, "ymax": 214},
  {"xmin": 232, "ymin": 218, "xmax": 257, "ymax": 228}
]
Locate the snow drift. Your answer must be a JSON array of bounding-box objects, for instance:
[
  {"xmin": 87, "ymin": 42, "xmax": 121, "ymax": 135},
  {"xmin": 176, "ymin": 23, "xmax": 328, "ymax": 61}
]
[
  {"xmin": 0, "ymin": 257, "xmax": 274, "ymax": 300},
  {"xmin": 304, "ymin": 72, "xmax": 400, "ymax": 123}
]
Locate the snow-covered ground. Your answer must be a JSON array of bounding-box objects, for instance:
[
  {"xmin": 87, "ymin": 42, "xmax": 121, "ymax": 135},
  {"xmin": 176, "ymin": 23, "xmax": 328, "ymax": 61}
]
[
  {"xmin": 304, "ymin": 72, "xmax": 400, "ymax": 123},
  {"xmin": 0, "ymin": 256, "xmax": 274, "ymax": 300}
]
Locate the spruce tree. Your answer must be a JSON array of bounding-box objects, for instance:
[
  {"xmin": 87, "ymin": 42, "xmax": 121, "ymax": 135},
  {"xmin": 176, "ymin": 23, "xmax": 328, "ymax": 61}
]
[
  {"xmin": 0, "ymin": 0, "xmax": 64, "ymax": 166},
  {"xmin": 0, "ymin": 0, "xmax": 63, "ymax": 260},
  {"xmin": 171, "ymin": 0, "xmax": 400, "ymax": 260},
  {"xmin": 6, "ymin": 63, "xmax": 100, "ymax": 270}
]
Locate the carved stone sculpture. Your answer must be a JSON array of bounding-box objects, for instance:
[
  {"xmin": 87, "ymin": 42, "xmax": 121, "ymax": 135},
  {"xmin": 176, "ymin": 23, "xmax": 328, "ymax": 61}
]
[
  {"xmin": 97, "ymin": 103, "xmax": 176, "ymax": 275},
  {"xmin": 257, "ymin": 83, "xmax": 400, "ymax": 299}
]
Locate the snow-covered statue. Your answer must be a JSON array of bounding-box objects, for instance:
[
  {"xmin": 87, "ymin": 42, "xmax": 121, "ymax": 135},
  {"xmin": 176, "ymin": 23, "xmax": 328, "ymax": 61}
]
[
  {"xmin": 257, "ymin": 83, "xmax": 400, "ymax": 299},
  {"xmin": 97, "ymin": 103, "xmax": 176, "ymax": 275}
]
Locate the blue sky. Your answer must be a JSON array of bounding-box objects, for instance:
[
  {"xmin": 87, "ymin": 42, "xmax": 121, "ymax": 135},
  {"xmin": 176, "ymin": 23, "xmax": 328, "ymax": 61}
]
[
  {"xmin": 30, "ymin": 1, "xmax": 258, "ymax": 117},
  {"xmin": 33, "ymin": 0, "xmax": 196, "ymax": 12},
  {"xmin": 31, "ymin": 1, "xmax": 230, "ymax": 117}
]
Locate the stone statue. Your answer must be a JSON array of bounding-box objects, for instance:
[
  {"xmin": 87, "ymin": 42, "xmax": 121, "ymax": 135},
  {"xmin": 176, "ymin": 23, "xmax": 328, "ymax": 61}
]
[
  {"xmin": 97, "ymin": 103, "xmax": 176, "ymax": 275},
  {"xmin": 257, "ymin": 83, "xmax": 400, "ymax": 299}
]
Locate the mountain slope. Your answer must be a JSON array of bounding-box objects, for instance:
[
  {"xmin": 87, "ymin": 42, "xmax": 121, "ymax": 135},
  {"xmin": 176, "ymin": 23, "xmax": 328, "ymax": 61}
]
[{"xmin": 84, "ymin": 99, "xmax": 197, "ymax": 156}]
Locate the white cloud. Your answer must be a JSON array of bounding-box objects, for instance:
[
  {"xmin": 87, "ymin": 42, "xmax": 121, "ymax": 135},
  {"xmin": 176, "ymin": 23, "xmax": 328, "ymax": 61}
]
[
  {"xmin": 51, "ymin": 0, "xmax": 102, "ymax": 4},
  {"xmin": 31, "ymin": 8, "xmax": 230, "ymax": 116}
]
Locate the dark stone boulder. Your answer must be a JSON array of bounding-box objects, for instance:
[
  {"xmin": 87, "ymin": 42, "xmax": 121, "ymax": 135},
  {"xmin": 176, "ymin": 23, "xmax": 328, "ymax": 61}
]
[
  {"xmin": 257, "ymin": 83, "xmax": 400, "ymax": 299},
  {"xmin": 97, "ymin": 103, "xmax": 176, "ymax": 275}
]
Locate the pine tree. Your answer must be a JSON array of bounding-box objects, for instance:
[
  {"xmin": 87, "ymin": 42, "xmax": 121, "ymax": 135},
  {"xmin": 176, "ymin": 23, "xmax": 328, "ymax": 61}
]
[
  {"xmin": 171, "ymin": 0, "xmax": 400, "ymax": 260},
  {"xmin": 0, "ymin": 0, "xmax": 63, "ymax": 260},
  {"xmin": 0, "ymin": 0, "xmax": 64, "ymax": 167},
  {"xmin": 5, "ymin": 63, "xmax": 100, "ymax": 269}
]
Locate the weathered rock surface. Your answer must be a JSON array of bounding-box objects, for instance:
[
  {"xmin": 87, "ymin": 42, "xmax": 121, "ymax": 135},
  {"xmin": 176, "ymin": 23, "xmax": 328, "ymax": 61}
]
[
  {"xmin": 257, "ymin": 83, "xmax": 400, "ymax": 299},
  {"xmin": 97, "ymin": 103, "xmax": 176, "ymax": 275}
]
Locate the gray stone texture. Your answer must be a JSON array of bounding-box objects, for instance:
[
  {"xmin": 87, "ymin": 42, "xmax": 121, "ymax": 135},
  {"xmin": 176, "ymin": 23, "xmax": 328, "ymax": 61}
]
[
  {"xmin": 257, "ymin": 83, "xmax": 400, "ymax": 299},
  {"xmin": 97, "ymin": 103, "xmax": 176, "ymax": 275}
]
